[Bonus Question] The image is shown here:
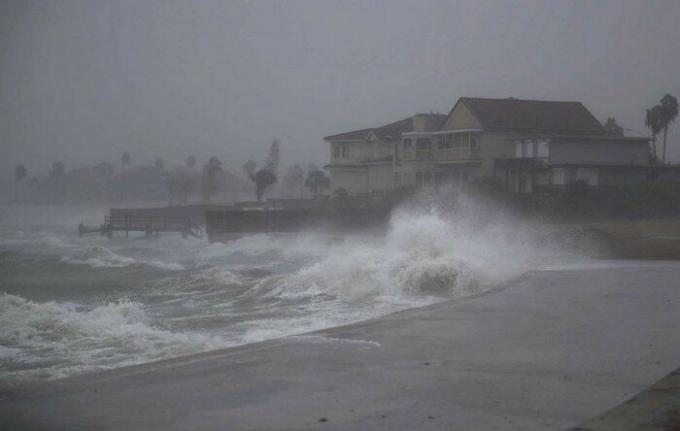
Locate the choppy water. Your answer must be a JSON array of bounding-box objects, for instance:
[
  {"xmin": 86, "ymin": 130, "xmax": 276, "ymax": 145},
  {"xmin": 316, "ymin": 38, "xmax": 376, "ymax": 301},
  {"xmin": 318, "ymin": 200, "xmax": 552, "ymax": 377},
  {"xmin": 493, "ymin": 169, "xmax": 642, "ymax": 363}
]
[{"xmin": 0, "ymin": 203, "xmax": 567, "ymax": 384}]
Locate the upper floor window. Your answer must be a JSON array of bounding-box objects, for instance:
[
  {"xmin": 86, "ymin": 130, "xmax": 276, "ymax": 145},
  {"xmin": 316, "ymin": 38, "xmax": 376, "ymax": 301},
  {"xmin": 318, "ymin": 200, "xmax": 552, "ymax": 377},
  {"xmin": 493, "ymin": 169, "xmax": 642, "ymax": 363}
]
[
  {"xmin": 403, "ymin": 138, "xmax": 412, "ymax": 150},
  {"xmin": 341, "ymin": 143, "xmax": 350, "ymax": 158},
  {"xmin": 333, "ymin": 143, "xmax": 350, "ymax": 159},
  {"xmin": 537, "ymin": 139, "xmax": 549, "ymax": 158},
  {"xmin": 416, "ymin": 138, "xmax": 432, "ymax": 149},
  {"xmin": 470, "ymin": 136, "xmax": 477, "ymax": 149},
  {"xmin": 515, "ymin": 141, "xmax": 522, "ymax": 158},
  {"xmin": 438, "ymin": 135, "xmax": 451, "ymax": 149}
]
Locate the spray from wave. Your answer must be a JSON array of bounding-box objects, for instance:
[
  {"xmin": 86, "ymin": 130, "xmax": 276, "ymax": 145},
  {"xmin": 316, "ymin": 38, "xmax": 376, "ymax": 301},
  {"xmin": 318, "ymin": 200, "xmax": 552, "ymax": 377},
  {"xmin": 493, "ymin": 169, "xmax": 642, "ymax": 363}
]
[{"xmin": 0, "ymin": 198, "xmax": 569, "ymax": 383}]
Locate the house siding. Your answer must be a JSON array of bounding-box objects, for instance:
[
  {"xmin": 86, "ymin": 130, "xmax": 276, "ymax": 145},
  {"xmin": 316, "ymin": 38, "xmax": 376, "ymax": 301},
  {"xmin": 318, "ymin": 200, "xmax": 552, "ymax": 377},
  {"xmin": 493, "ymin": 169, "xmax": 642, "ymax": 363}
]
[
  {"xmin": 550, "ymin": 139, "xmax": 649, "ymax": 165},
  {"xmin": 440, "ymin": 103, "xmax": 481, "ymax": 131}
]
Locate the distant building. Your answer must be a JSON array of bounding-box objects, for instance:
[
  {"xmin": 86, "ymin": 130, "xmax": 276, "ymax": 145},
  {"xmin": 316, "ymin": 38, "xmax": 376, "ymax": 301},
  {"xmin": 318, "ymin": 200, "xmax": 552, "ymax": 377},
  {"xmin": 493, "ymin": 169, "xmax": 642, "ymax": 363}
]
[{"xmin": 324, "ymin": 97, "xmax": 655, "ymax": 194}]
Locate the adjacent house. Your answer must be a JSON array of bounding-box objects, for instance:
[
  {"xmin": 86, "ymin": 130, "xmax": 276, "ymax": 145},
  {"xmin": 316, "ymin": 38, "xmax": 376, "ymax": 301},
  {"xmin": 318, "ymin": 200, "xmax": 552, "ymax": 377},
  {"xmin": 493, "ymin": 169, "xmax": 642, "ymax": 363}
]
[{"xmin": 324, "ymin": 97, "xmax": 653, "ymax": 194}]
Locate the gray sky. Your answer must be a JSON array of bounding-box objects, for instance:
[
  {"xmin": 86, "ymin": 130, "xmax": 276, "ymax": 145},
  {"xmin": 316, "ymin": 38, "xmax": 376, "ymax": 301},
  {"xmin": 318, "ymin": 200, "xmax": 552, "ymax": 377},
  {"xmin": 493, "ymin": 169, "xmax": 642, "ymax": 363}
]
[{"xmin": 1, "ymin": 0, "xmax": 679, "ymax": 180}]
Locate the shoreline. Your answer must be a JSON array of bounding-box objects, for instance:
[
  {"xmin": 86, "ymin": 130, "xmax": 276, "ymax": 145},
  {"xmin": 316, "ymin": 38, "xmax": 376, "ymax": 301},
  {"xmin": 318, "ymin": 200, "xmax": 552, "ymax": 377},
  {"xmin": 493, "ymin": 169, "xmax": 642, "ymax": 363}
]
[{"xmin": 3, "ymin": 262, "xmax": 680, "ymax": 429}]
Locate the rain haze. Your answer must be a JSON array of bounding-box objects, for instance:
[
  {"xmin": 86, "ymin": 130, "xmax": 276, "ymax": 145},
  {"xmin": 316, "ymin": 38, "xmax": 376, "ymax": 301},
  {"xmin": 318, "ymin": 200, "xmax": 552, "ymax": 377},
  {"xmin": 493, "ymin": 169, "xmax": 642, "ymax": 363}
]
[
  {"xmin": 1, "ymin": 0, "xmax": 679, "ymax": 188},
  {"xmin": 3, "ymin": 2, "xmax": 680, "ymax": 430}
]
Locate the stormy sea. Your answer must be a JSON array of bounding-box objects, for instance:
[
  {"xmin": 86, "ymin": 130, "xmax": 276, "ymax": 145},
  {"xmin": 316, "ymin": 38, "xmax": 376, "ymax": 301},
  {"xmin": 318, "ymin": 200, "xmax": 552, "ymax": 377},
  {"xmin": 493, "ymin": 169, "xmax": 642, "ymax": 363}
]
[{"xmin": 0, "ymin": 203, "xmax": 569, "ymax": 385}]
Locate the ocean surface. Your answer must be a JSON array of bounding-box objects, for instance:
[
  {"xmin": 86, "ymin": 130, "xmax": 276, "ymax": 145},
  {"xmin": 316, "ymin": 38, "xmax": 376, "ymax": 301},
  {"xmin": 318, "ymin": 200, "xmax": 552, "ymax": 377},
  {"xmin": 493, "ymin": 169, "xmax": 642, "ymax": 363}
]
[{"xmin": 0, "ymin": 203, "xmax": 573, "ymax": 385}]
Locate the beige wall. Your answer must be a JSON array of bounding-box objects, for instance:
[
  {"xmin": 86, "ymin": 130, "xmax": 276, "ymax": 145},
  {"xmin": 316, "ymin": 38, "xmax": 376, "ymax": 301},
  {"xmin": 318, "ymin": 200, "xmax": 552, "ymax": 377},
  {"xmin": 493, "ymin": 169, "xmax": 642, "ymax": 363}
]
[
  {"xmin": 440, "ymin": 103, "xmax": 481, "ymax": 131},
  {"xmin": 329, "ymin": 168, "xmax": 368, "ymax": 195},
  {"xmin": 329, "ymin": 139, "xmax": 395, "ymax": 164}
]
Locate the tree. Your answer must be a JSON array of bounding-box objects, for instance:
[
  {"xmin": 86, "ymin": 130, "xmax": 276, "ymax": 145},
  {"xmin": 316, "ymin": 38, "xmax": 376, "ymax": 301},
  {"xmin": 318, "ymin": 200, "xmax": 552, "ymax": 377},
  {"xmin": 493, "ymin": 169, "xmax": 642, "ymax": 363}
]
[
  {"xmin": 646, "ymin": 106, "xmax": 664, "ymax": 163},
  {"xmin": 15, "ymin": 164, "xmax": 27, "ymax": 182},
  {"xmin": 305, "ymin": 168, "xmax": 330, "ymax": 199},
  {"xmin": 284, "ymin": 164, "xmax": 305, "ymax": 198},
  {"xmin": 201, "ymin": 157, "xmax": 223, "ymax": 203},
  {"xmin": 154, "ymin": 157, "xmax": 164, "ymax": 171},
  {"xmin": 659, "ymin": 94, "xmax": 678, "ymax": 164},
  {"xmin": 92, "ymin": 162, "xmax": 114, "ymax": 178},
  {"xmin": 251, "ymin": 169, "xmax": 277, "ymax": 202},
  {"xmin": 121, "ymin": 152, "xmax": 131, "ymax": 167},
  {"xmin": 186, "ymin": 155, "xmax": 196, "ymax": 169},
  {"xmin": 242, "ymin": 160, "xmax": 257, "ymax": 178},
  {"xmin": 50, "ymin": 161, "xmax": 66, "ymax": 178},
  {"xmin": 265, "ymin": 140, "xmax": 280, "ymax": 173},
  {"xmin": 603, "ymin": 117, "xmax": 624, "ymax": 137}
]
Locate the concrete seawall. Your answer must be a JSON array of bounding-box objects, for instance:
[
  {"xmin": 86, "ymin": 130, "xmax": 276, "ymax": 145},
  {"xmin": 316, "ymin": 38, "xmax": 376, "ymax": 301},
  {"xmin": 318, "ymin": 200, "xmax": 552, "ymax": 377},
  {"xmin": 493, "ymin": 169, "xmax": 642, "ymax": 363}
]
[{"xmin": 3, "ymin": 262, "xmax": 680, "ymax": 430}]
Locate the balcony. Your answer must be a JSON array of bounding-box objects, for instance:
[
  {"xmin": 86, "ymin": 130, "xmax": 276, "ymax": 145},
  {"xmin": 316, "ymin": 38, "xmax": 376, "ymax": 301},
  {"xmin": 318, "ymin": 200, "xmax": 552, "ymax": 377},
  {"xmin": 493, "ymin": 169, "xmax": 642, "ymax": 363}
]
[
  {"xmin": 401, "ymin": 147, "xmax": 481, "ymax": 162},
  {"xmin": 401, "ymin": 149, "xmax": 433, "ymax": 161},
  {"xmin": 435, "ymin": 147, "xmax": 477, "ymax": 161}
]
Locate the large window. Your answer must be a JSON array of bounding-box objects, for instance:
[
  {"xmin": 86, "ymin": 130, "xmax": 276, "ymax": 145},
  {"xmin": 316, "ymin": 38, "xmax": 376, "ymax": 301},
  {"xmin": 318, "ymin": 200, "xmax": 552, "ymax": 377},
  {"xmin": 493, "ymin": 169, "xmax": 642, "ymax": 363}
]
[
  {"xmin": 333, "ymin": 144, "xmax": 341, "ymax": 159},
  {"xmin": 416, "ymin": 138, "xmax": 432, "ymax": 149},
  {"xmin": 341, "ymin": 143, "xmax": 350, "ymax": 158},
  {"xmin": 537, "ymin": 139, "xmax": 549, "ymax": 158}
]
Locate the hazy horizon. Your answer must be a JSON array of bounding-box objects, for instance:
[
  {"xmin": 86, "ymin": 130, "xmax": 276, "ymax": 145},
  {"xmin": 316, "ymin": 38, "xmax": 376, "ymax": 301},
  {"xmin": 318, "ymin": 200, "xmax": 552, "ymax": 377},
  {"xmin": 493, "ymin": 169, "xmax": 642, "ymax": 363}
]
[{"xmin": 2, "ymin": 0, "xmax": 679, "ymax": 188}]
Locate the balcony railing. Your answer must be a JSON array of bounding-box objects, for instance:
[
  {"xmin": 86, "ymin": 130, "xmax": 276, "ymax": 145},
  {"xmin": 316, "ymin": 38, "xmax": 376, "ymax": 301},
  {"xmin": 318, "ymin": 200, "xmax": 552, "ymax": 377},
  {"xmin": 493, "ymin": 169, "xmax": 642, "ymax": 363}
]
[
  {"xmin": 435, "ymin": 147, "xmax": 478, "ymax": 160},
  {"xmin": 401, "ymin": 149, "xmax": 433, "ymax": 161},
  {"xmin": 401, "ymin": 147, "xmax": 477, "ymax": 161}
]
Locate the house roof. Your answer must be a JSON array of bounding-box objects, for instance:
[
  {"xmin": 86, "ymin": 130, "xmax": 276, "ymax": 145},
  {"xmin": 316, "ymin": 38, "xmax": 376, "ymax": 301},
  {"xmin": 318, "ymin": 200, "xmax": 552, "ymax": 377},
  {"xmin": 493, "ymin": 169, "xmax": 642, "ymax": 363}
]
[
  {"xmin": 324, "ymin": 114, "xmax": 446, "ymax": 141},
  {"xmin": 456, "ymin": 97, "xmax": 606, "ymax": 134}
]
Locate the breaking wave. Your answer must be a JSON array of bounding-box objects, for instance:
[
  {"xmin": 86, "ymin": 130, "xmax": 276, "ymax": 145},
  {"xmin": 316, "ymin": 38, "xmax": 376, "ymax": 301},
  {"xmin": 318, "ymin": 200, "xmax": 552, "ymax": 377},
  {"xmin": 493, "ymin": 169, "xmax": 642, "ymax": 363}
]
[
  {"xmin": 0, "ymin": 203, "xmax": 563, "ymax": 383},
  {"xmin": 63, "ymin": 246, "xmax": 184, "ymax": 271},
  {"xmin": 0, "ymin": 293, "xmax": 229, "ymax": 384}
]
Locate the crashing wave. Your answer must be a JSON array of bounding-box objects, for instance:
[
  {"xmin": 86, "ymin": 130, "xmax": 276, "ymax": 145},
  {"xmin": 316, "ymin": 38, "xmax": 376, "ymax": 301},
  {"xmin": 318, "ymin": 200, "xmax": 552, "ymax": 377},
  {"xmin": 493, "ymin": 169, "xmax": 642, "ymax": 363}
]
[{"xmin": 63, "ymin": 246, "xmax": 184, "ymax": 271}]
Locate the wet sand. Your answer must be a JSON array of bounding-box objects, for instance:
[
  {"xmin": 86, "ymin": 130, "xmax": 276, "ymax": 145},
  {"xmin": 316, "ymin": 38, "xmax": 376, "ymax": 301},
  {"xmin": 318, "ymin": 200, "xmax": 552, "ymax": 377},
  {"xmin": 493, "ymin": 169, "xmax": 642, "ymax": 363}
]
[{"xmin": 2, "ymin": 261, "xmax": 680, "ymax": 430}]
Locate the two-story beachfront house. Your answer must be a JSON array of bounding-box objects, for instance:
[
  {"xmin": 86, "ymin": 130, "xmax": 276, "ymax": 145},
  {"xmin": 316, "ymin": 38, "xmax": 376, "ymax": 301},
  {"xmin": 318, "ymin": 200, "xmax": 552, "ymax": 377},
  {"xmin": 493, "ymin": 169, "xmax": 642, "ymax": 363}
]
[{"xmin": 324, "ymin": 97, "xmax": 652, "ymax": 194}]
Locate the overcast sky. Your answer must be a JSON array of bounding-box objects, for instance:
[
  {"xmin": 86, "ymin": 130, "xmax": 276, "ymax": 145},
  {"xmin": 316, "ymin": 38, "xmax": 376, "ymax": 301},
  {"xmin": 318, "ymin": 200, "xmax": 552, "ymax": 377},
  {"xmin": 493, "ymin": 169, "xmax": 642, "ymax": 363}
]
[{"xmin": 1, "ymin": 0, "xmax": 679, "ymax": 180}]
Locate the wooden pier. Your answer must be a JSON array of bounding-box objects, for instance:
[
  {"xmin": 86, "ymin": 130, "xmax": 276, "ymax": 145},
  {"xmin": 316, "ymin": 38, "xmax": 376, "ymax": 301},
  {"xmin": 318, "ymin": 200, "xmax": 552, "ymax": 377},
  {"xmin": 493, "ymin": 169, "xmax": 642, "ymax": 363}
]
[{"xmin": 79, "ymin": 215, "xmax": 202, "ymax": 239}]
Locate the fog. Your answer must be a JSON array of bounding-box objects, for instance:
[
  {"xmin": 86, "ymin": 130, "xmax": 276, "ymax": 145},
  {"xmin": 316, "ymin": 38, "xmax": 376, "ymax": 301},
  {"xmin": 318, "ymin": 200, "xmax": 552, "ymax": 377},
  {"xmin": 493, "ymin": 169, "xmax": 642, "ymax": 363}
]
[{"xmin": 1, "ymin": 0, "xmax": 679, "ymax": 197}]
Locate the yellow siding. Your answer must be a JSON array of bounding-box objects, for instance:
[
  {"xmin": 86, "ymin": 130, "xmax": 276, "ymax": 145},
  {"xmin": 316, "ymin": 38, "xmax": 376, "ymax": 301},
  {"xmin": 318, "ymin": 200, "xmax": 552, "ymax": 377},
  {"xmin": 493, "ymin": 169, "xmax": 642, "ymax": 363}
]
[{"xmin": 440, "ymin": 103, "xmax": 481, "ymax": 131}]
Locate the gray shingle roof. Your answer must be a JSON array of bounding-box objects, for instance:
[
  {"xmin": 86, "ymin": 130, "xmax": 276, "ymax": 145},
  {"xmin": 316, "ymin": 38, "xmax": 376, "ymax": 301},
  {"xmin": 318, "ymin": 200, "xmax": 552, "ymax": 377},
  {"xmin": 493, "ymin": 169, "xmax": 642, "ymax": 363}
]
[
  {"xmin": 324, "ymin": 114, "xmax": 446, "ymax": 141},
  {"xmin": 458, "ymin": 97, "xmax": 605, "ymax": 134}
]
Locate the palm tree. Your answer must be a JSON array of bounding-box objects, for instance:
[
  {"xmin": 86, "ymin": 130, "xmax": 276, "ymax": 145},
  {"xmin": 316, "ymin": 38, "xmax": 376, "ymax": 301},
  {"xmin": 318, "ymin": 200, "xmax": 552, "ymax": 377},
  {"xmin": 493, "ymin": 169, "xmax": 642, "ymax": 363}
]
[
  {"xmin": 252, "ymin": 169, "xmax": 277, "ymax": 202},
  {"xmin": 186, "ymin": 155, "xmax": 196, "ymax": 169},
  {"xmin": 15, "ymin": 164, "xmax": 27, "ymax": 183},
  {"xmin": 659, "ymin": 94, "xmax": 678, "ymax": 164},
  {"xmin": 646, "ymin": 106, "xmax": 664, "ymax": 163},
  {"xmin": 305, "ymin": 169, "xmax": 330, "ymax": 199},
  {"xmin": 265, "ymin": 140, "xmax": 280, "ymax": 173},
  {"xmin": 201, "ymin": 157, "xmax": 223, "ymax": 203},
  {"xmin": 603, "ymin": 118, "xmax": 624, "ymax": 137}
]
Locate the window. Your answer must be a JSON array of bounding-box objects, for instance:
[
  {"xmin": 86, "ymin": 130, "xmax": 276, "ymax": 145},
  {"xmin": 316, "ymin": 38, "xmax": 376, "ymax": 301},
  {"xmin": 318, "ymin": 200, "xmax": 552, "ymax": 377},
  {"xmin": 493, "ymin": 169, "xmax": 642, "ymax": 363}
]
[
  {"xmin": 423, "ymin": 172, "xmax": 432, "ymax": 186},
  {"xmin": 403, "ymin": 138, "xmax": 412, "ymax": 149},
  {"xmin": 415, "ymin": 172, "xmax": 423, "ymax": 187},
  {"xmin": 515, "ymin": 141, "xmax": 522, "ymax": 158},
  {"xmin": 470, "ymin": 135, "xmax": 477, "ymax": 149},
  {"xmin": 333, "ymin": 144, "xmax": 341, "ymax": 159},
  {"xmin": 434, "ymin": 172, "xmax": 443, "ymax": 186},
  {"xmin": 438, "ymin": 135, "xmax": 451, "ymax": 149},
  {"xmin": 416, "ymin": 138, "xmax": 432, "ymax": 149},
  {"xmin": 341, "ymin": 144, "xmax": 350, "ymax": 158},
  {"xmin": 537, "ymin": 139, "xmax": 549, "ymax": 158}
]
